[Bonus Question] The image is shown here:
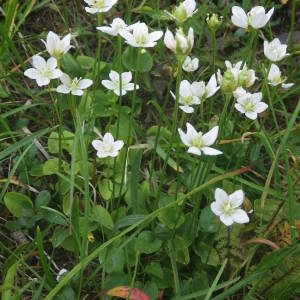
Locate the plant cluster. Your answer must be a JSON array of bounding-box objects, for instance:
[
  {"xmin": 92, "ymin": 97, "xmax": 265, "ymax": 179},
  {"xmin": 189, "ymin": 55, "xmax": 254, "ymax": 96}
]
[{"xmin": 1, "ymin": 0, "xmax": 300, "ymax": 299}]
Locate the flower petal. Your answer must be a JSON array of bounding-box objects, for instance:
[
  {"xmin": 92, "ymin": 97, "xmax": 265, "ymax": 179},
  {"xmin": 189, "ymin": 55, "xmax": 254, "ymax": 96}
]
[
  {"xmin": 232, "ymin": 209, "xmax": 249, "ymax": 224},
  {"xmin": 229, "ymin": 190, "xmax": 244, "ymax": 208},
  {"xmin": 202, "ymin": 126, "xmax": 219, "ymax": 146},
  {"xmin": 220, "ymin": 214, "xmax": 234, "ymax": 226},
  {"xmin": 201, "ymin": 147, "xmax": 222, "ymax": 156},
  {"xmin": 215, "ymin": 188, "xmax": 228, "ymax": 204}
]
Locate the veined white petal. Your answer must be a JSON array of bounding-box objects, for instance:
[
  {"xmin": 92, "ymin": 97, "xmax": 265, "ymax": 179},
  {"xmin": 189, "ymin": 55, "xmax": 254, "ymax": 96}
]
[
  {"xmin": 178, "ymin": 128, "xmax": 191, "ymax": 147},
  {"xmin": 36, "ymin": 77, "xmax": 50, "ymax": 86},
  {"xmin": 148, "ymin": 31, "xmax": 163, "ymax": 43},
  {"xmin": 245, "ymin": 111, "xmax": 258, "ymax": 120},
  {"xmin": 210, "ymin": 201, "xmax": 222, "ymax": 216},
  {"xmin": 103, "ymin": 132, "xmax": 114, "ymax": 144},
  {"xmin": 71, "ymin": 89, "xmax": 84, "ymax": 96},
  {"xmin": 255, "ymin": 102, "xmax": 268, "ymax": 113},
  {"xmin": 229, "ymin": 190, "xmax": 244, "ymax": 208},
  {"xmin": 50, "ymin": 69, "xmax": 63, "ymax": 79},
  {"xmin": 60, "ymin": 73, "xmax": 71, "ymax": 85},
  {"xmin": 113, "ymin": 140, "xmax": 124, "ymax": 151},
  {"xmin": 187, "ymin": 146, "xmax": 201, "ymax": 156},
  {"xmin": 282, "ymin": 83, "xmax": 294, "ymax": 89},
  {"xmin": 121, "ymin": 71, "xmax": 132, "ymax": 84},
  {"xmin": 231, "ymin": 6, "xmax": 248, "ymax": 28},
  {"xmin": 32, "ymin": 55, "xmax": 46, "ymax": 69},
  {"xmin": 78, "ymin": 79, "xmax": 93, "ymax": 89},
  {"xmin": 232, "ymin": 209, "xmax": 249, "ymax": 224},
  {"xmin": 235, "ymin": 103, "xmax": 246, "ymax": 114},
  {"xmin": 202, "ymin": 126, "xmax": 219, "ymax": 146},
  {"xmin": 56, "ymin": 84, "xmax": 70, "ymax": 94},
  {"xmin": 102, "ymin": 80, "xmax": 116, "ymax": 90},
  {"xmin": 24, "ymin": 68, "xmax": 39, "ymax": 79},
  {"xmin": 179, "ymin": 105, "xmax": 194, "ymax": 113},
  {"xmin": 220, "ymin": 214, "xmax": 234, "ymax": 226},
  {"xmin": 201, "ymin": 147, "xmax": 222, "ymax": 156},
  {"xmin": 109, "ymin": 70, "xmax": 119, "ymax": 82},
  {"xmin": 215, "ymin": 188, "xmax": 228, "ymax": 204},
  {"xmin": 47, "ymin": 57, "xmax": 58, "ymax": 70}
]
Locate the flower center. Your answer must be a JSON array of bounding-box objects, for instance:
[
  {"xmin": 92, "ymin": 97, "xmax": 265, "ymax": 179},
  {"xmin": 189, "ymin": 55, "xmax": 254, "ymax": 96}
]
[
  {"xmin": 40, "ymin": 67, "xmax": 51, "ymax": 78},
  {"xmin": 70, "ymin": 78, "xmax": 80, "ymax": 90},
  {"xmin": 93, "ymin": 0, "xmax": 105, "ymax": 8},
  {"xmin": 135, "ymin": 34, "xmax": 146, "ymax": 45},
  {"xmin": 221, "ymin": 201, "xmax": 233, "ymax": 215},
  {"xmin": 243, "ymin": 100, "xmax": 255, "ymax": 112},
  {"xmin": 191, "ymin": 133, "xmax": 204, "ymax": 148},
  {"xmin": 181, "ymin": 95, "xmax": 193, "ymax": 105},
  {"xmin": 103, "ymin": 143, "xmax": 113, "ymax": 153}
]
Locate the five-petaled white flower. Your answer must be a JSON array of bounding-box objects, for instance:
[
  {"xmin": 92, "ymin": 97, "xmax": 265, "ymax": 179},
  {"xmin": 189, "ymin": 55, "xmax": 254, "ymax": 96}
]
[
  {"xmin": 101, "ymin": 70, "xmax": 138, "ymax": 96},
  {"xmin": 96, "ymin": 18, "xmax": 127, "ymax": 36},
  {"xmin": 182, "ymin": 56, "xmax": 199, "ymax": 72},
  {"xmin": 92, "ymin": 133, "xmax": 124, "ymax": 158},
  {"xmin": 24, "ymin": 55, "xmax": 62, "ymax": 87},
  {"xmin": 172, "ymin": 0, "xmax": 197, "ymax": 24},
  {"xmin": 84, "ymin": 0, "xmax": 118, "ymax": 14},
  {"xmin": 233, "ymin": 87, "xmax": 268, "ymax": 120},
  {"xmin": 178, "ymin": 123, "xmax": 222, "ymax": 156},
  {"xmin": 211, "ymin": 188, "xmax": 249, "ymax": 226},
  {"xmin": 264, "ymin": 38, "xmax": 289, "ymax": 62},
  {"xmin": 267, "ymin": 64, "xmax": 294, "ymax": 89},
  {"xmin": 42, "ymin": 31, "xmax": 72, "ymax": 59},
  {"xmin": 164, "ymin": 27, "xmax": 194, "ymax": 56},
  {"xmin": 231, "ymin": 6, "xmax": 274, "ymax": 29},
  {"xmin": 56, "ymin": 73, "xmax": 93, "ymax": 96},
  {"xmin": 119, "ymin": 22, "xmax": 163, "ymax": 48},
  {"xmin": 171, "ymin": 80, "xmax": 202, "ymax": 113}
]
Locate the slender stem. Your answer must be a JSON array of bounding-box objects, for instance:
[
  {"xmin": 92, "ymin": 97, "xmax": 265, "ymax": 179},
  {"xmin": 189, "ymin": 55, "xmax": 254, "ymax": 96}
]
[
  {"xmin": 219, "ymin": 93, "xmax": 231, "ymax": 138},
  {"xmin": 211, "ymin": 30, "xmax": 216, "ymax": 73}
]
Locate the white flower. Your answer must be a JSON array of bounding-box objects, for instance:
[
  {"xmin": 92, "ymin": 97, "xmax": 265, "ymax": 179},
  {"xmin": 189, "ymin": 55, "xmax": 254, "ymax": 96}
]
[
  {"xmin": 24, "ymin": 55, "xmax": 62, "ymax": 87},
  {"xmin": 171, "ymin": 80, "xmax": 202, "ymax": 113},
  {"xmin": 42, "ymin": 31, "xmax": 72, "ymax": 58},
  {"xmin": 172, "ymin": 0, "xmax": 197, "ymax": 23},
  {"xmin": 164, "ymin": 27, "xmax": 194, "ymax": 56},
  {"xmin": 211, "ymin": 188, "xmax": 249, "ymax": 226},
  {"xmin": 178, "ymin": 123, "xmax": 222, "ymax": 156},
  {"xmin": 119, "ymin": 22, "xmax": 163, "ymax": 48},
  {"xmin": 182, "ymin": 56, "xmax": 199, "ymax": 72},
  {"xmin": 84, "ymin": 0, "xmax": 118, "ymax": 14},
  {"xmin": 233, "ymin": 87, "xmax": 268, "ymax": 120},
  {"xmin": 204, "ymin": 74, "xmax": 220, "ymax": 98},
  {"xmin": 96, "ymin": 18, "xmax": 127, "ymax": 36},
  {"xmin": 56, "ymin": 73, "xmax": 93, "ymax": 96},
  {"xmin": 101, "ymin": 70, "xmax": 138, "ymax": 96},
  {"xmin": 92, "ymin": 133, "xmax": 124, "ymax": 158},
  {"xmin": 267, "ymin": 64, "xmax": 294, "ymax": 89},
  {"xmin": 56, "ymin": 269, "xmax": 68, "ymax": 282},
  {"xmin": 231, "ymin": 6, "xmax": 274, "ymax": 29},
  {"xmin": 264, "ymin": 38, "xmax": 288, "ymax": 62}
]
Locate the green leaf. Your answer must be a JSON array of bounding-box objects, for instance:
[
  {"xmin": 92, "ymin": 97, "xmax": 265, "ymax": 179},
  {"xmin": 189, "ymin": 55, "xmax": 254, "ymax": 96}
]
[
  {"xmin": 43, "ymin": 158, "xmax": 59, "ymax": 175},
  {"xmin": 91, "ymin": 205, "xmax": 114, "ymax": 230},
  {"xmin": 98, "ymin": 178, "xmax": 113, "ymax": 201},
  {"xmin": 48, "ymin": 131, "xmax": 74, "ymax": 154},
  {"xmin": 35, "ymin": 190, "xmax": 51, "ymax": 208},
  {"xmin": 122, "ymin": 47, "xmax": 153, "ymax": 73},
  {"xmin": 40, "ymin": 206, "xmax": 68, "ymax": 225},
  {"xmin": 2, "ymin": 262, "xmax": 17, "ymax": 300},
  {"xmin": 0, "ymin": 84, "xmax": 9, "ymax": 98},
  {"xmin": 76, "ymin": 55, "xmax": 95, "ymax": 70},
  {"xmin": 4, "ymin": 192, "xmax": 33, "ymax": 218},
  {"xmin": 135, "ymin": 231, "xmax": 162, "ymax": 254},
  {"xmin": 51, "ymin": 228, "xmax": 70, "ymax": 248},
  {"xmin": 199, "ymin": 206, "xmax": 219, "ymax": 232},
  {"xmin": 61, "ymin": 53, "xmax": 82, "ymax": 77},
  {"xmin": 158, "ymin": 206, "xmax": 185, "ymax": 229},
  {"xmin": 194, "ymin": 242, "xmax": 220, "ymax": 266}
]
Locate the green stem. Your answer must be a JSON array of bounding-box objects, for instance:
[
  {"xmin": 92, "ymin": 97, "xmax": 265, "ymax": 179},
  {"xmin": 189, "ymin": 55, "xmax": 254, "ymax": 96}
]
[
  {"xmin": 219, "ymin": 93, "xmax": 231, "ymax": 138},
  {"xmin": 211, "ymin": 30, "xmax": 216, "ymax": 73}
]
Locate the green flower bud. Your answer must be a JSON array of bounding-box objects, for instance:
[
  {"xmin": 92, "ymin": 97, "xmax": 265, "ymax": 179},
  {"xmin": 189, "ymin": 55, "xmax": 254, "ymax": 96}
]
[
  {"xmin": 173, "ymin": 4, "xmax": 188, "ymax": 24},
  {"xmin": 221, "ymin": 69, "xmax": 236, "ymax": 93},
  {"xmin": 206, "ymin": 13, "xmax": 222, "ymax": 32}
]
